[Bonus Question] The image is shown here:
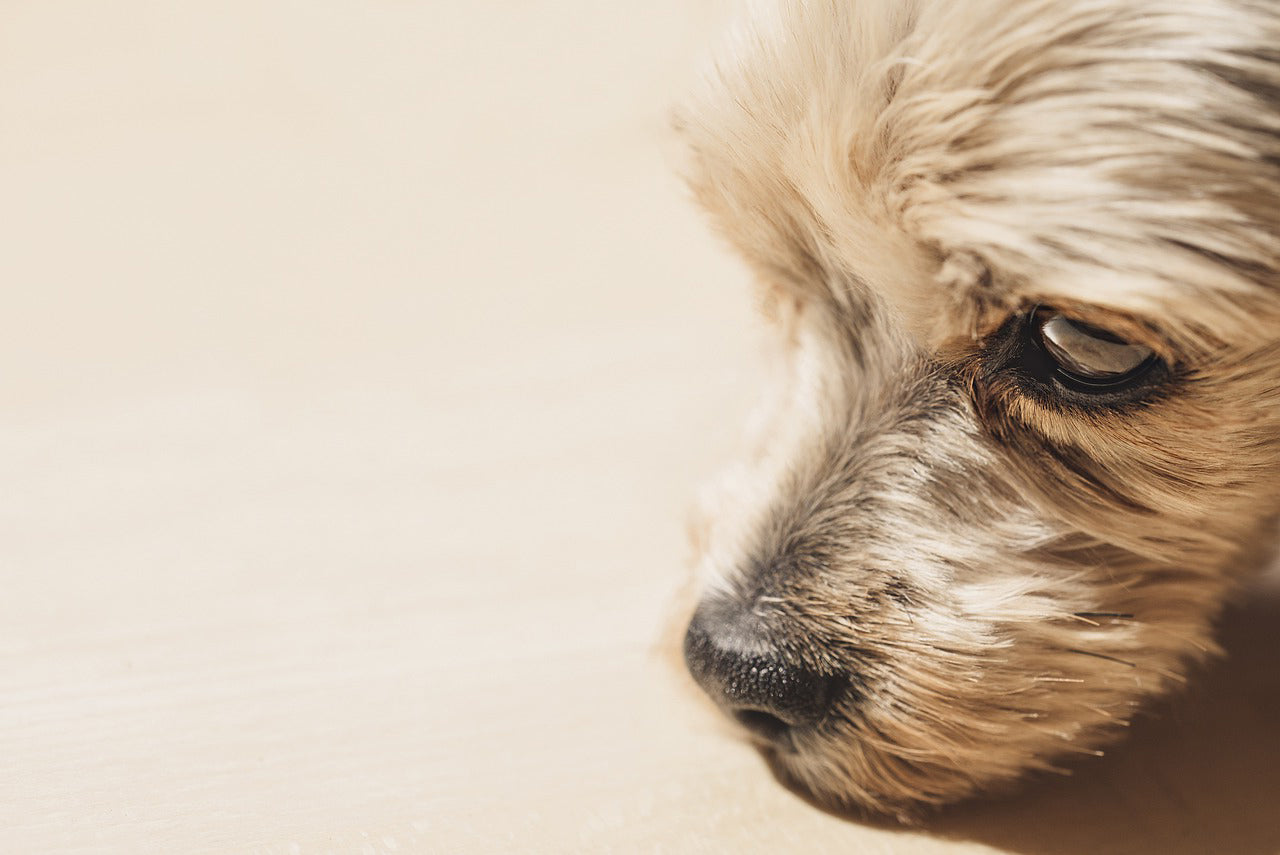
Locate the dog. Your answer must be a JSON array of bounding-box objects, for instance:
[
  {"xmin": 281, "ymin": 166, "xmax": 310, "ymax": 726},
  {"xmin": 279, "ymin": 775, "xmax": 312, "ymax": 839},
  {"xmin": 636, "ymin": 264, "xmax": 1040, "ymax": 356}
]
[{"xmin": 676, "ymin": 0, "xmax": 1280, "ymax": 819}]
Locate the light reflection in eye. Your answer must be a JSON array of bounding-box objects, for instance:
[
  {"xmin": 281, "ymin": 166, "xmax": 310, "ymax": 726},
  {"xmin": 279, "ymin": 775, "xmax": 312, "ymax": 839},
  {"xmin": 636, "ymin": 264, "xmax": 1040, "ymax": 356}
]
[{"xmin": 1036, "ymin": 312, "xmax": 1155, "ymax": 384}]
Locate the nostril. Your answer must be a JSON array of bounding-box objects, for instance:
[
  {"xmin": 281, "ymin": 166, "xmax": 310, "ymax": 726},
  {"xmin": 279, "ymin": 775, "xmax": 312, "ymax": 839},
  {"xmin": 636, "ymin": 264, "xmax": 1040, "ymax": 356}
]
[{"xmin": 733, "ymin": 708, "xmax": 792, "ymax": 742}]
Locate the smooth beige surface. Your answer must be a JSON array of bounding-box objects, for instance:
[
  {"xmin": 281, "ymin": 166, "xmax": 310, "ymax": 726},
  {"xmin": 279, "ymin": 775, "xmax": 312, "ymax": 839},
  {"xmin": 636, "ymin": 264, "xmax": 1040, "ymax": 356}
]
[{"xmin": 3, "ymin": 3, "xmax": 1278, "ymax": 853}]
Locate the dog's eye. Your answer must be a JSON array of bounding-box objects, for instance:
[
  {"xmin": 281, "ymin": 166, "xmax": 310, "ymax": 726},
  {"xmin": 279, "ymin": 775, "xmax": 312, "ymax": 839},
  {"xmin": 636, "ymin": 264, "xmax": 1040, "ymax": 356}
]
[{"xmin": 1032, "ymin": 310, "xmax": 1156, "ymax": 388}]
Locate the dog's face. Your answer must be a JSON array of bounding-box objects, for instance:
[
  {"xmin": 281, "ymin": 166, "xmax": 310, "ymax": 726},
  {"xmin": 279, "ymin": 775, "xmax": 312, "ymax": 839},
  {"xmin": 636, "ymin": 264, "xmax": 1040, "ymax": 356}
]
[{"xmin": 678, "ymin": 0, "xmax": 1280, "ymax": 817}]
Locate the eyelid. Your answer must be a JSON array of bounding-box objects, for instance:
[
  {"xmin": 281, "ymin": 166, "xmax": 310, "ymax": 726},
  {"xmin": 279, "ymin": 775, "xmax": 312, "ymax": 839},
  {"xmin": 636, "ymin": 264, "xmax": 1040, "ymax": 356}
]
[
  {"xmin": 1025, "ymin": 302, "xmax": 1174, "ymax": 359},
  {"xmin": 1038, "ymin": 314, "xmax": 1154, "ymax": 378}
]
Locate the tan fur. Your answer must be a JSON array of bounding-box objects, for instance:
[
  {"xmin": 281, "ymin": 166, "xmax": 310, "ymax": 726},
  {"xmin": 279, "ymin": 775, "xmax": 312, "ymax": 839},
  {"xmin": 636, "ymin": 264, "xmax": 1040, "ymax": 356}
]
[{"xmin": 677, "ymin": 0, "xmax": 1280, "ymax": 819}]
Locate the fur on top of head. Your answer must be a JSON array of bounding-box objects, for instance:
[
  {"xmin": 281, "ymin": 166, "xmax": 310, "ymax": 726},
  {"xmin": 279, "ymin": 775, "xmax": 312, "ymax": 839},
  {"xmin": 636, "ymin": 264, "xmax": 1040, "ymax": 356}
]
[{"xmin": 678, "ymin": 0, "xmax": 1280, "ymax": 817}]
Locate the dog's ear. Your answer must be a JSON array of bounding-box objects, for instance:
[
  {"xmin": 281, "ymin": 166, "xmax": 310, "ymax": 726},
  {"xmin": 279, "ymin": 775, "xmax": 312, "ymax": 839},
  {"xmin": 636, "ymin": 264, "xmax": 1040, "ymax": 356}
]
[
  {"xmin": 670, "ymin": 1, "xmax": 925, "ymax": 316},
  {"xmin": 673, "ymin": 109, "xmax": 827, "ymax": 308}
]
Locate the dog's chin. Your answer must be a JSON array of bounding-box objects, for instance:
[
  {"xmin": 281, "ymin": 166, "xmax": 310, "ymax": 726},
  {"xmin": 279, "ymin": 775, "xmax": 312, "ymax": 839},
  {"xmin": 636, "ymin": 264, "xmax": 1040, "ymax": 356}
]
[
  {"xmin": 748, "ymin": 711, "xmax": 1042, "ymax": 823},
  {"xmin": 742, "ymin": 708, "xmax": 976, "ymax": 822}
]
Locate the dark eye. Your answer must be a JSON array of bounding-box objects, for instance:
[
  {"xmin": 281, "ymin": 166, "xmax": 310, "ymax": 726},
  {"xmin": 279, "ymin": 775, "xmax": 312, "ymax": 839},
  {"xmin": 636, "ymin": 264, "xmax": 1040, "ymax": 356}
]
[{"xmin": 1031, "ymin": 309, "xmax": 1157, "ymax": 389}]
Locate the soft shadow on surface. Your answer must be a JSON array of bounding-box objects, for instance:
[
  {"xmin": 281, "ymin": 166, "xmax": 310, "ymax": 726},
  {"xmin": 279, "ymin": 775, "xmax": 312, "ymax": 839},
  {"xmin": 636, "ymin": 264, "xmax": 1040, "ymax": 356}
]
[
  {"xmin": 929, "ymin": 589, "xmax": 1280, "ymax": 855},
  {"xmin": 760, "ymin": 588, "xmax": 1280, "ymax": 854}
]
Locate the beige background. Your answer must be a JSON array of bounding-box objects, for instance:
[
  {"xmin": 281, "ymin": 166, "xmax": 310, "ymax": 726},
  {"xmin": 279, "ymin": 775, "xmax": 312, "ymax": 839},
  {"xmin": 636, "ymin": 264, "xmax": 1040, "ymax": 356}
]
[{"xmin": 3, "ymin": 2, "xmax": 1278, "ymax": 852}]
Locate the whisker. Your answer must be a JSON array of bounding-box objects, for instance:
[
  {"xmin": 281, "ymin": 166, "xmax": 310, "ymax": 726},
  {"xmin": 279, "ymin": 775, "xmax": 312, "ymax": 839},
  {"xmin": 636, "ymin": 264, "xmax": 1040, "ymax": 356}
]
[
  {"xmin": 1082, "ymin": 704, "xmax": 1130, "ymax": 725},
  {"xmin": 1066, "ymin": 648, "xmax": 1137, "ymax": 668}
]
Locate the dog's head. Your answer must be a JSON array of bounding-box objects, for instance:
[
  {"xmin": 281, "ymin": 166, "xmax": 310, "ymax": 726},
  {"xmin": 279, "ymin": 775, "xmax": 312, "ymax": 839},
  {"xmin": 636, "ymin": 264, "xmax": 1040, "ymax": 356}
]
[{"xmin": 678, "ymin": 0, "xmax": 1280, "ymax": 817}]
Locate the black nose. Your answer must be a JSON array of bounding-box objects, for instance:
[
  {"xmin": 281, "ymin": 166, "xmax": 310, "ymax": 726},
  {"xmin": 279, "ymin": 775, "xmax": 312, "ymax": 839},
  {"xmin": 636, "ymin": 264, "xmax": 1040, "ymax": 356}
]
[{"xmin": 682, "ymin": 602, "xmax": 842, "ymax": 743}]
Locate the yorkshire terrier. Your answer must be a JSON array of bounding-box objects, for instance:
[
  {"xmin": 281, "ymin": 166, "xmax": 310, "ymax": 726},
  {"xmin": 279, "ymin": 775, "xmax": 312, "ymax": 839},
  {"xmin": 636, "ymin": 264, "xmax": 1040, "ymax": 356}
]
[{"xmin": 678, "ymin": 0, "xmax": 1280, "ymax": 818}]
